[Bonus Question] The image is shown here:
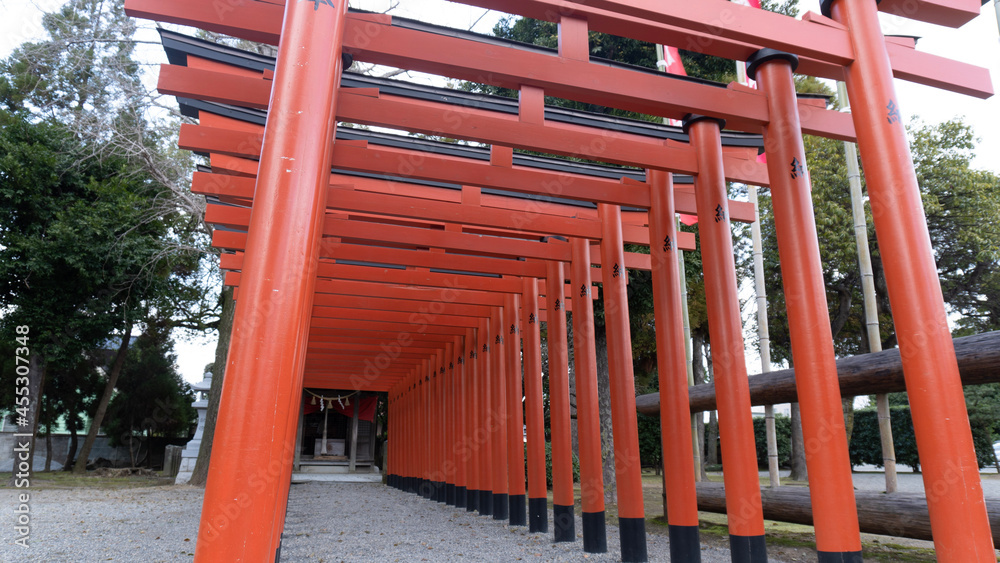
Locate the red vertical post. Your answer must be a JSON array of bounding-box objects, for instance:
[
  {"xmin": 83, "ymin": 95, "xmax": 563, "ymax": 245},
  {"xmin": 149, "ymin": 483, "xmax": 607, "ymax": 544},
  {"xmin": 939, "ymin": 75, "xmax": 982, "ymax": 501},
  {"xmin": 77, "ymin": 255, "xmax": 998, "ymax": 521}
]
[
  {"xmin": 748, "ymin": 49, "xmax": 863, "ymax": 560},
  {"xmin": 505, "ymin": 292, "xmax": 527, "ymax": 526},
  {"xmin": 464, "ymin": 328, "xmax": 479, "ymax": 512},
  {"xmin": 478, "ymin": 317, "xmax": 493, "ymax": 516},
  {"xmin": 435, "ymin": 349, "xmax": 447, "ymax": 503},
  {"xmin": 444, "ymin": 341, "xmax": 456, "ymax": 506},
  {"xmin": 598, "ymin": 203, "xmax": 647, "ymax": 563},
  {"xmin": 194, "ymin": 1, "xmax": 347, "ymax": 559},
  {"xmin": 547, "ymin": 260, "xmax": 576, "ymax": 543},
  {"xmin": 491, "ymin": 306, "xmax": 511, "ymax": 520},
  {"xmin": 417, "ymin": 360, "xmax": 434, "ymax": 499},
  {"xmin": 454, "ymin": 335, "xmax": 468, "ymax": 509},
  {"xmin": 684, "ymin": 115, "xmax": 767, "ymax": 562},
  {"xmin": 647, "ymin": 170, "xmax": 701, "ymax": 562},
  {"xmin": 522, "ymin": 277, "xmax": 549, "ymax": 533},
  {"xmin": 447, "ymin": 340, "xmax": 459, "ymax": 506},
  {"xmin": 569, "ymin": 238, "xmax": 608, "ymax": 554},
  {"xmin": 826, "ymin": 2, "xmax": 994, "ymax": 559}
]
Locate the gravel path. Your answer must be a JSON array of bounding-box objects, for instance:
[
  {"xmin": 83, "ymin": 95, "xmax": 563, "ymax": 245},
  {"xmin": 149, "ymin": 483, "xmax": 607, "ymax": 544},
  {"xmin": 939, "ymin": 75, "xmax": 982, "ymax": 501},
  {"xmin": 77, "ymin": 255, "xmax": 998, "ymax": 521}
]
[{"xmin": 2, "ymin": 482, "xmax": 791, "ymax": 562}]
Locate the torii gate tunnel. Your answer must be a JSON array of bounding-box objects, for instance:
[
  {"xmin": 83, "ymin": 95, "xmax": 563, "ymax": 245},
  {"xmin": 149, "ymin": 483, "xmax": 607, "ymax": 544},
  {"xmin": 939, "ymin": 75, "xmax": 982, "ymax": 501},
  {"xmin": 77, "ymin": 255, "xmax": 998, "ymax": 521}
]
[{"xmin": 127, "ymin": 0, "xmax": 995, "ymax": 561}]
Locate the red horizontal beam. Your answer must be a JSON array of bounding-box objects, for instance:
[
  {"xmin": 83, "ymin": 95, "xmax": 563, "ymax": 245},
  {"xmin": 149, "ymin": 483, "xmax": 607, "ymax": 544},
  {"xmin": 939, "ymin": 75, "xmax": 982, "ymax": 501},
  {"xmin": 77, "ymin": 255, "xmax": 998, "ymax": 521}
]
[{"xmin": 339, "ymin": 15, "xmax": 857, "ymax": 139}]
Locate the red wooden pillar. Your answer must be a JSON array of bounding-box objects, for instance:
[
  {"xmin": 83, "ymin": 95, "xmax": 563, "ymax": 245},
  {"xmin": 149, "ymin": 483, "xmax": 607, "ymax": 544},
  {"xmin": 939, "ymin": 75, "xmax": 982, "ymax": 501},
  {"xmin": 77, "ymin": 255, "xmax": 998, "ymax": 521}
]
[
  {"xmin": 522, "ymin": 277, "xmax": 549, "ymax": 533},
  {"xmin": 505, "ymin": 292, "xmax": 527, "ymax": 526},
  {"xmin": 444, "ymin": 342, "xmax": 456, "ymax": 505},
  {"xmin": 454, "ymin": 335, "xmax": 468, "ymax": 509},
  {"xmin": 464, "ymin": 328, "xmax": 479, "ymax": 512},
  {"xmin": 421, "ymin": 359, "xmax": 432, "ymax": 499},
  {"xmin": 569, "ymin": 238, "xmax": 608, "ymax": 553},
  {"xmin": 400, "ymin": 384, "xmax": 415, "ymax": 493},
  {"xmin": 446, "ymin": 339, "xmax": 459, "ymax": 506},
  {"xmin": 477, "ymin": 317, "xmax": 493, "ymax": 516},
  {"xmin": 826, "ymin": 1, "xmax": 994, "ymax": 559},
  {"xmin": 547, "ymin": 260, "xmax": 576, "ymax": 543},
  {"xmin": 685, "ymin": 115, "xmax": 767, "ymax": 562},
  {"xmin": 194, "ymin": 1, "xmax": 347, "ymax": 560},
  {"xmin": 748, "ymin": 49, "xmax": 863, "ymax": 560},
  {"xmin": 598, "ymin": 203, "xmax": 647, "ymax": 563},
  {"xmin": 491, "ymin": 306, "xmax": 511, "ymax": 520},
  {"xmin": 647, "ymin": 170, "xmax": 701, "ymax": 562},
  {"xmin": 435, "ymin": 349, "xmax": 447, "ymax": 503}
]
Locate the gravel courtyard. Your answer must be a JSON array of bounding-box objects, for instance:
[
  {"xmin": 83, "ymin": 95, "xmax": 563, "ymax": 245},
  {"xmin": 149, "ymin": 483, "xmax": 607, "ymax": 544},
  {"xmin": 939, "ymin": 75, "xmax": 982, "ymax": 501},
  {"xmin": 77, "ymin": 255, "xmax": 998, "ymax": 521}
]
[{"xmin": 2, "ymin": 481, "xmax": 790, "ymax": 562}]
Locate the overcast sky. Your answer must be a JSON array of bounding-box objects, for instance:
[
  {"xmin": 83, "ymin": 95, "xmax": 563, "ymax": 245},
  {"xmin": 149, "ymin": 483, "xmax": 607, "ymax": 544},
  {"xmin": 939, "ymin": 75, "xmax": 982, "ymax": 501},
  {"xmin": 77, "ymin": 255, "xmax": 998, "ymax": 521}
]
[{"xmin": 3, "ymin": 0, "xmax": 998, "ymax": 383}]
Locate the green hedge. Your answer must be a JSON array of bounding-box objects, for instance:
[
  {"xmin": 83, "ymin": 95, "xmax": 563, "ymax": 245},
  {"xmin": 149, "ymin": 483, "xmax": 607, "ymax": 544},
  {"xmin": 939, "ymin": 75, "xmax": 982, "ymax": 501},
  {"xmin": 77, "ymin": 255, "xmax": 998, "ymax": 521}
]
[
  {"xmin": 850, "ymin": 406, "xmax": 996, "ymax": 471},
  {"xmin": 753, "ymin": 414, "xmax": 791, "ymax": 468},
  {"xmin": 525, "ymin": 442, "xmax": 580, "ymax": 490}
]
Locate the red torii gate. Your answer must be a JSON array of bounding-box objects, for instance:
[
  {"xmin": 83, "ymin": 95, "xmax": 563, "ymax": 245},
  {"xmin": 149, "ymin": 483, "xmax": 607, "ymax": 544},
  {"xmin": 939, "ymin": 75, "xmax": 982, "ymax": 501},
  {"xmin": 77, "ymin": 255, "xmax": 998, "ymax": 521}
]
[{"xmin": 126, "ymin": 0, "xmax": 994, "ymax": 562}]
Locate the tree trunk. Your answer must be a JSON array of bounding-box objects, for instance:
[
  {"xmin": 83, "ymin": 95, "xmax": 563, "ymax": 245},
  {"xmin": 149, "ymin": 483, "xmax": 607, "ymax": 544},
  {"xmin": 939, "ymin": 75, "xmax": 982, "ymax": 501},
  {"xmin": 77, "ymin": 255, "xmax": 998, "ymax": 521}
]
[
  {"xmin": 692, "ymin": 331, "xmax": 708, "ymax": 480},
  {"xmin": 705, "ymin": 346, "xmax": 718, "ymax": 466},
  {"xmin": 74, "ymin": 320, "xmax": 133, "ymax": 474},
  {"xmin": 567, "ymin": 314, "xmax": 579, "ymax": 458},
  {"xmin": 65, "ymin": 424, "xmax": 78, "ymax": 471},
  {"xmin": 13, "ymin": 355, "xmax": 47, "ymax": 485},
  {"xmin": 190, "ymin": 286, "xmax": 236, "ymax": 486},
  {"xmin": 635, "ymin": 331, "xmax": 1000, "ymax": 414},
  {"xmin": 788, "ymin": 403, "xmax": 808, "ymax": 482},
  {"xmin": 44, "ymin": 426, "xmax": 53, "ymax": 472},
  {"xmin": 842, "ymin": 396, "xmax": 855, "ymax": 443},
  {"xmin": 695, "ymin": 481, "xmax": 1000, "ymax": 545},
  {"xmin": 706, "ymin": 412, "xmax": 719, "ymax": 466},
  {"xmin": 594, "ymin": 326, "xmax": 615, "ymax": 504}
]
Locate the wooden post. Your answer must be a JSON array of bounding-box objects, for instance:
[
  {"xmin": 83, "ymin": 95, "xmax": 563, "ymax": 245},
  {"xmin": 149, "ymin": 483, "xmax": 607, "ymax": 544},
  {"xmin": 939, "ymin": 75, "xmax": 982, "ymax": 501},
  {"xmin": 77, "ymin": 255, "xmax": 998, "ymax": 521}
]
[
  {"xmin": 829, "ymin": 0, "xmax": 993, "ymax": 557},
  {"xmin": 522, "ymin": 278, "xmax": 548, "ymax": 533},
  {"xmin": 569, "ymin": 238, "xmax": 608, "ymax": 553},
  {"xmin": 749, "ymin": 48, "xmax": 862, "ymax": 560},
  {"xmin": 648, "ymin": 170, "xmax": 700, "ymax": 562},
  {"xmin": 547, "ymin": 260, "xmax": 575, "ymax": 543},
  {"xmin": 194, "ymin": 1, "xmax": 347, "ymax": 558},
  {"xmin": 349, "ymin": 393, "xmax": 360, "ymax": 473},
  {"xmin": 293, "ymin": 398, "xmax": 304, "ymax": 472},
  {"xmin": 685, "ymin": 114, "xmax": 767, "ymax": 562},
  {"xmin": 598, "ymin": 203, "xmax": 648, "ymax": 563}
]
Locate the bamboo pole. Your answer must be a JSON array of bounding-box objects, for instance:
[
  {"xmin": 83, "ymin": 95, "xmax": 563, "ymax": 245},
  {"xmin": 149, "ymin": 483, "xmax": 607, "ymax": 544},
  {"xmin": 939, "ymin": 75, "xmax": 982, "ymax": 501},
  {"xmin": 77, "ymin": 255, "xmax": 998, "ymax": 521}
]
[
  {"xmin": 749, "ymin": 185, "xmax": 780, "ymax": 488},
  {"xmin": 838, "ymin": 81, "xmax": 897, "ymax": 494}
]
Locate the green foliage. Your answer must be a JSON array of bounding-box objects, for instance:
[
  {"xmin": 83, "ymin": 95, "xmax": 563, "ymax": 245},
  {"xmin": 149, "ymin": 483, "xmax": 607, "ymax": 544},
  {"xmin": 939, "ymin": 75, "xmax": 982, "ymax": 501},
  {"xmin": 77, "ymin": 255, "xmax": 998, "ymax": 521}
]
[
  {"xmin": 526, "ymin": 441, "xmax": 580, "ymax": 490},
  {"xmin": 636, "ymin": 412, "xmax": 662, "ymax": 468},
  {"xmin": 845, "ymin": 404, "xmax": 1000, "ymax": 471},
  {"xmin": 104, "ymin": 323, "xmax": 197, "ymax": 450},
  {"xmin": 850, "ymin": 407, "xmax": 919, "ymax": 471},
  {"xmin": 0, "ymin": 109, "xmax": 171, "ymax": 363},
  {"xmin": 753, "ymin": 414, "xmax": 791, "ymax": 468}
]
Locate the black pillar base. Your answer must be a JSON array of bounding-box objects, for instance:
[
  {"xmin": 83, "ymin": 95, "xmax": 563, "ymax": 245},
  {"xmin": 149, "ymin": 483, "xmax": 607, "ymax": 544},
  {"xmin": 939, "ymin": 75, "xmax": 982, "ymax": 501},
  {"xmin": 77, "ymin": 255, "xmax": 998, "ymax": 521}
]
[
  {"xmin": 436, "ymin": 481, "xmax": 446, "ymax": 503},
  {"xmin": 582, "ymin": 511, "xmax": 607, "ymax": 553},
  {"xmin": 446, "ymin": 483, "xmax": 456, "ymax": 505},
  {"xmin": 456, "ymin": 485, "xmax": 467, "ymax": 509},
  {"xmin": 467, "ymin": 488, "xmax": 478, "ymax": 512},
  {"xmin": 553, "ymin": 504, "xmax": 575, "ymax": 543},
  {"xmin": 818, "ymin": 551, "xmax": 864, "ymax": 563},
  {"xmin": 493, "ymin": 493, "xmax": 509, "ymax": 520},
  {"xmin": 420, "ymin": 479, "xmax": 433, "ymax": 499},
  {"xmin": 508, "ymin": 494, "xmax": 526, "ymax": 526},
  {"xmin": 668, "ymin": 525, "xmax": 700, "ymax": 563},
  {"xmin": 528, "ymin": 497, "xmax": 548, "ymax": 533},
  {"xmin": 479, "ymin": 490, "xmax": 493, "ymax": 517},
  {"xmin": 619, "ymin": 517, "xmax": 648, "ymax": 563},
  {"xmin": 729, "ymin": 534, "xmax": 767, "ymax": 563}
]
